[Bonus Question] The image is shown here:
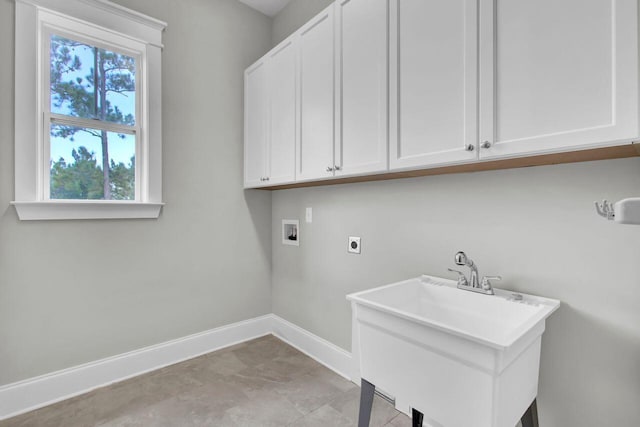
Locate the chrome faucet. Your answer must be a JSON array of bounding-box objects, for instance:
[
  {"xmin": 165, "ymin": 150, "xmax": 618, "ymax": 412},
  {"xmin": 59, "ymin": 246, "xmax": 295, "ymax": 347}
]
[{"xmin": 448, "ymin": 251, "xmax": 500, "ymax": 295}]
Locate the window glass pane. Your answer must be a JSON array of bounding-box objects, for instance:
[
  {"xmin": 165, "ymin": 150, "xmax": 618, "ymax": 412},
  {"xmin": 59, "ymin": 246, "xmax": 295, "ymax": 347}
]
[
  {"xmin": 50, "ymin": 124, "xmax": 135, "ymax": 200},
  {"xmin": 50, "ymin": 34, "xmax": 136, "ymax": 126}
]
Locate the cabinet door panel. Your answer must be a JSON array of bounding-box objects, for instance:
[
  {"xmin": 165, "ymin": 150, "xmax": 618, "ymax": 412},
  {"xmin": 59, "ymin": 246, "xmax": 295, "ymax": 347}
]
[
  {"xmin": 297, "ymin": 6, "xmax": 336, "ymax": 181},
  {"xmin": 244, "ymin": 60, "xmax": 267, "ymax": 188},
  {"xmin": 389, "ymin": 0, "xmax": 478, "ymax": 170},
  {"xmin": 267, "ymin": 40, "xmax": 297, "ymax": 184},
  {"xmin": 480, "ymin": 0, "xmax": 638, "ymax": 159},
  {"xmin": 335, "ymin": 0, "xmax": 388, "ymax": 176}
]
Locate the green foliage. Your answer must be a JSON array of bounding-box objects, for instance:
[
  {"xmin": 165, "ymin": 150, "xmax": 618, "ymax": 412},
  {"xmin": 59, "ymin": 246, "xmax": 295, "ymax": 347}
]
[
  {"xmin": 50, "ymin": 147, "xmax": 104, "ymax": 199},
  {"xmin": 50, "ymin": 148, "xmax": 135, "ymax": 200},
  {"xmin": 110, "ymin": 156, "xmax": 136, "ymax": 200},
  {"xmin": 49, "ymin": 35, "xmax": 136, "ymax": 199}
]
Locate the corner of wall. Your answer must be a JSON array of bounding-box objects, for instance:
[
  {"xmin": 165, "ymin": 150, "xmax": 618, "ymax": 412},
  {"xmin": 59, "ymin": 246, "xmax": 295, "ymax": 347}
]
[{"xmin": 271, "ymin": 0, "xmax": 335, "ymax": 47}]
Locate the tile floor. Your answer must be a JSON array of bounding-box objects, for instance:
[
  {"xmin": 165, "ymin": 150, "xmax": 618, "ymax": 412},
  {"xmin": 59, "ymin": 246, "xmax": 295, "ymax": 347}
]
[{"xmin": 0, "ymin": 335, "xmax": 410, "ymax": 427}]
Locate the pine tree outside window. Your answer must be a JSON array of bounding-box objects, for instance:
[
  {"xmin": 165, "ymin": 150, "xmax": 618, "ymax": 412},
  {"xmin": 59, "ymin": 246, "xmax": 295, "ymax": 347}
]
[
  {"xmin": 48, "ymin": 33, "xmax": 138, "ymax": 201},
  {"xmin": 13, "ymin": 0, "xmax": 166, "ymax": 220}
]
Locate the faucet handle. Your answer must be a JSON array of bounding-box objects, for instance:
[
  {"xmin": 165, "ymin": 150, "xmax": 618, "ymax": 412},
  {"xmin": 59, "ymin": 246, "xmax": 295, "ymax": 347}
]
[
  {"xmin": 448, "ymin": 268, "xmax": 468, "ymax": 287},
  {"xmin": 480, "ymin": 275, "xmax": 501, "ymax": 290}
]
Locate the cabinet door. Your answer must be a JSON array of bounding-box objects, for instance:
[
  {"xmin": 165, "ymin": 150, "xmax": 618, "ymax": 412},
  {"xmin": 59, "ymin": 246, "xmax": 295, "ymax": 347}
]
[
  {"xmin": 479, "ymin": 0, "xmax": 639, "ymax": 160},
  {"xmin": 267, "ymin": 39, "xmax": 297, "ymax": 185},
  {"xmin": 335, "ymin": 0, "xmax": 388, "ymax": 177},
  {"xmin": 389, "ymin": 0, "xmax": 478, "ymax": 170},
  {"xmin": 244, "ymin": 60, "xmax": 267, "ymax": 188},
  {"xmin": 296, "ymin": 5, "xmax": 336, "ymax": 181}
]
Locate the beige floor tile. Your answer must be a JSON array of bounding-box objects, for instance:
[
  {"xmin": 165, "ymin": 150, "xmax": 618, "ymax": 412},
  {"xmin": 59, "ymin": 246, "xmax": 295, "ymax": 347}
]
[
  {"xmin": 201, "ymin": 349, "xmax": 249, "ymax": 376},
  {"xmin": 219, "ymin": 391, "xmax": 305, "ymax": 426},
  {"xmin": 273, "ymin": 370, "xmax": 352, "ymax": 415},
  {"xmin": 329, "ymin": 387, "xmax": 399, "ymax": 427},
  {"xmin": 290, "ymin": 404, "xmax": 353, "ymax": 427},
  {"xmin": 0, "ymin": 336, "xmax": 402, "ymax": 427},
  {"xmin": 98, "ymin": 381, "xmax": 248, "ymax": 427},
  {"xmin": 385, "ymin": 413, "xmax": 412, "ymax": 427}
]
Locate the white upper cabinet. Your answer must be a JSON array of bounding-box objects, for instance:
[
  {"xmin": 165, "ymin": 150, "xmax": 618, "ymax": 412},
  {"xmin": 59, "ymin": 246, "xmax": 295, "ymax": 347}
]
[
  {"xmin": 267, "ymin": 39, "xmax": 297, "ymax": 185},
  {"xmin": 296, "ymin": 5, "xmax": 336, "ymax": 181},
  {"xmin": 244, "ymin": 39, "xmax": 297, "ymax": 188},
  {"xmin": 244, "ymin": 59, "xmax": 268, "ymax": 188},
  {"xmin": 389, "ymin": 0, "xmax": 479, "ymax": 170},
  {"xmin": 479, "ymin": 0, "xmax": 639, "ymax": 159},
  {"xmin": 245, "ymin": 0, "xmax": 640, "ymax": 188},
  {"xmin": 335, "ymin": 0, "xmax": 388, "ymax": 177}
]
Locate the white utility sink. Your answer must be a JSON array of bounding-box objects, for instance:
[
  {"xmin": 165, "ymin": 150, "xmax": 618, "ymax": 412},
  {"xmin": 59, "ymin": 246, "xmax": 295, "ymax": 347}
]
[{"xmin": 347, "ymin": 275, "xmax": 560, "ymax": 427}]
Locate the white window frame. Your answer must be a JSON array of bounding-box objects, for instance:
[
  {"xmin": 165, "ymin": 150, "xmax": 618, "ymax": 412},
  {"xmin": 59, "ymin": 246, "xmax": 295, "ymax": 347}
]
[{"xmin": 13, "ymin": 0, "xmax": 166, "ymax": 220}]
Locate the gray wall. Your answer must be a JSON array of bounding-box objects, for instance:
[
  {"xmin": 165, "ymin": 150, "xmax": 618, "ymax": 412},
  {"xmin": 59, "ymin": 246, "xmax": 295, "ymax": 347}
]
[
  {"xmin": 272, "ymin": 0, "xmax": 333, "ymax": 45},
  {"xmin": 0, "ymin": 0, "xmax": 273, "ymax": 385},
  {"xmin": 271, "ymin": 3, "xmax": 640, "ymax": 426},
  {"xmin": 272, "ymin": 161, "xmax": 640, "ymax": 427}
]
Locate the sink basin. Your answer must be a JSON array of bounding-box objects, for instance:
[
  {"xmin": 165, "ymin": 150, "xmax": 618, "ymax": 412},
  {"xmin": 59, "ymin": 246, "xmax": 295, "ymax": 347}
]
[{"xmin": 347, "ymin": 275, "xmax": 560, "ymax": 427}]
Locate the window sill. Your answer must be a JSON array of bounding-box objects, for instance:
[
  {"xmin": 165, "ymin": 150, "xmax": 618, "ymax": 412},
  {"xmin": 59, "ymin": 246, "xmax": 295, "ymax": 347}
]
[{"xmin": 10, "ymin": 201, "xmax": 164, "ymax": 221}]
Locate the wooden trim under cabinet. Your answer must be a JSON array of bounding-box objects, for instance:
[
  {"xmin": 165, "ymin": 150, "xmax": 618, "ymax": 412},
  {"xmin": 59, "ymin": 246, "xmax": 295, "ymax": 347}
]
[{"xmin": 257, "ymin": 144, "xmax": 640, "ymax": 190}]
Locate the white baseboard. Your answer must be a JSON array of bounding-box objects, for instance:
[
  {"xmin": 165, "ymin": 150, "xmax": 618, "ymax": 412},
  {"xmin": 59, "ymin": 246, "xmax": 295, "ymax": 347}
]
[
  {"xmin": 0, "ymin": 314, "xmax": 273, "ymax": 421},
  {"xmin": 0, "ymin": 314, "xmax": 356, "ymax": 421},
  {"xmin": 271, "ymin": 314, "xmax": 353, "ymax": 381}
]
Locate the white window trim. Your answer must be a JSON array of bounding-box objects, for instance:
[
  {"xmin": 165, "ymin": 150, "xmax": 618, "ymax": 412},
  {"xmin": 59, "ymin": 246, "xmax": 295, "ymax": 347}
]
[{"xmin": 13, "ymin": 0, "xmax": 166, "ymax": 220}]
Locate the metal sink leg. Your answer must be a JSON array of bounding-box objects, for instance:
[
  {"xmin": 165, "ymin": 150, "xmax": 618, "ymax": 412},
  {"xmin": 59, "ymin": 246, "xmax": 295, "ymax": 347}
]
[
  {"xmin": 521, "ymin": 399, "xmax": 539, "ymax": 427},
  {"xmin": 358, "ymin": 379, "xmax": 376, "ymax": 427}
]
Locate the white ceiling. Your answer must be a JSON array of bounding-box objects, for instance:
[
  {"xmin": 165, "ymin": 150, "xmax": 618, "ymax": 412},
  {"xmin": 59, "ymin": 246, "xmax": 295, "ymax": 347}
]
[{"xmin": 238, "ymin": 0, "xmax": 292, "ymax": 17}]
